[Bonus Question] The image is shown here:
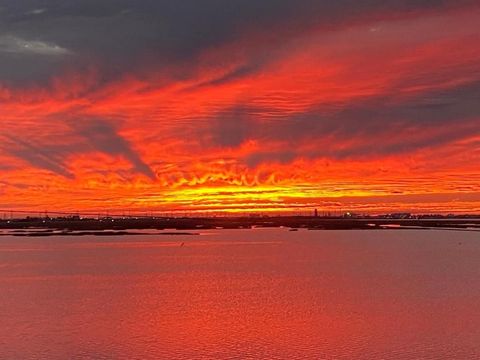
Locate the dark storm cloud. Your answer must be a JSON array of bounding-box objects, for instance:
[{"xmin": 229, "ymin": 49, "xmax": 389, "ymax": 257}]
[
  {"xmin": 246, "ymin": 151, "xmax": 297, "ymax": 168},
  {"xmin": 208, "ymin": 107, "xmax": 256, "ymax": 148},
  {"xmin": 1, "ymin": 119, "xmax": 155, "ymax": 179},
  {"xmin": 74, "ymin": 119, "xmax": 156, "ymax": 179},
  {"xmin": 0, "ymin": 0, "xmax": 476, "ymax": 84},
  {"xmin": 2, "ymin": 136, "xmax": 76, "ymax": 178},
  {"xmin": 206, "ymin": 80, "xmax": 480, "ymax": 165}
]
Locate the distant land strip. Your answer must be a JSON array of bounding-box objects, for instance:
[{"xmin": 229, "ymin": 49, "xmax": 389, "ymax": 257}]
[{"xmin": 0, "ymin": 215, "xmax": 479, "ymax": 235}]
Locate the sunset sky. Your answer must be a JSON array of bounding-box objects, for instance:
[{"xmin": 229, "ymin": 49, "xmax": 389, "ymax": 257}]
[{"xmin": 1, "ymin": 0, "xmax": 479, "ymax": 215}]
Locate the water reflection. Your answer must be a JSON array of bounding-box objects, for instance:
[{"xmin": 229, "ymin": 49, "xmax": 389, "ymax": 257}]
[{"xmin": 1, "ymin": 229, "xmax": 479, "ymax": 359}]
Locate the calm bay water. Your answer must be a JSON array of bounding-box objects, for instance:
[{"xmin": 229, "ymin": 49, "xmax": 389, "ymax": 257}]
[{"xmin": 1, "ymin": 229, "xmax": 480, "ymax": 359}]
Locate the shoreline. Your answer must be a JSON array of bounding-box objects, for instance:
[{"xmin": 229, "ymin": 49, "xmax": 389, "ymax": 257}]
[{"xmin": 1, "ymin": 216, "xmax": 479, "ymax": 236}]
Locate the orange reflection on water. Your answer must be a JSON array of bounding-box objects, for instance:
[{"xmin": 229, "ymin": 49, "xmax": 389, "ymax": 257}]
[{"xmin": 1, "ymin": 229, "xmax": 480, "ymax": 358}]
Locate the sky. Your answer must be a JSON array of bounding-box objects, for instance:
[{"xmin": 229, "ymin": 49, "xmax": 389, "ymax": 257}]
[{"xmin": 1, "ymin": 0, "xmax": 480, "ymax": 215}]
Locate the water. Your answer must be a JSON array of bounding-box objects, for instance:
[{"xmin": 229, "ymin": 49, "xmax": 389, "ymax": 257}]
[{"xmin": 1, "ymin": 229, "xmax": 479, "ymax": 359}]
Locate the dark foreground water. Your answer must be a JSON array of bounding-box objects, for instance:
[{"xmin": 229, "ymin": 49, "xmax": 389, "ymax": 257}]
[{"xmin": 1, "ymin": 229, "xmax": 480, "ymax": 359}]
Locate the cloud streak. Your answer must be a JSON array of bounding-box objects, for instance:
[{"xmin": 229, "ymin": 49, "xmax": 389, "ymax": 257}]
[{"xmin": 0, "ymin": 35, "xmax": 71, "ymax": 56}]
